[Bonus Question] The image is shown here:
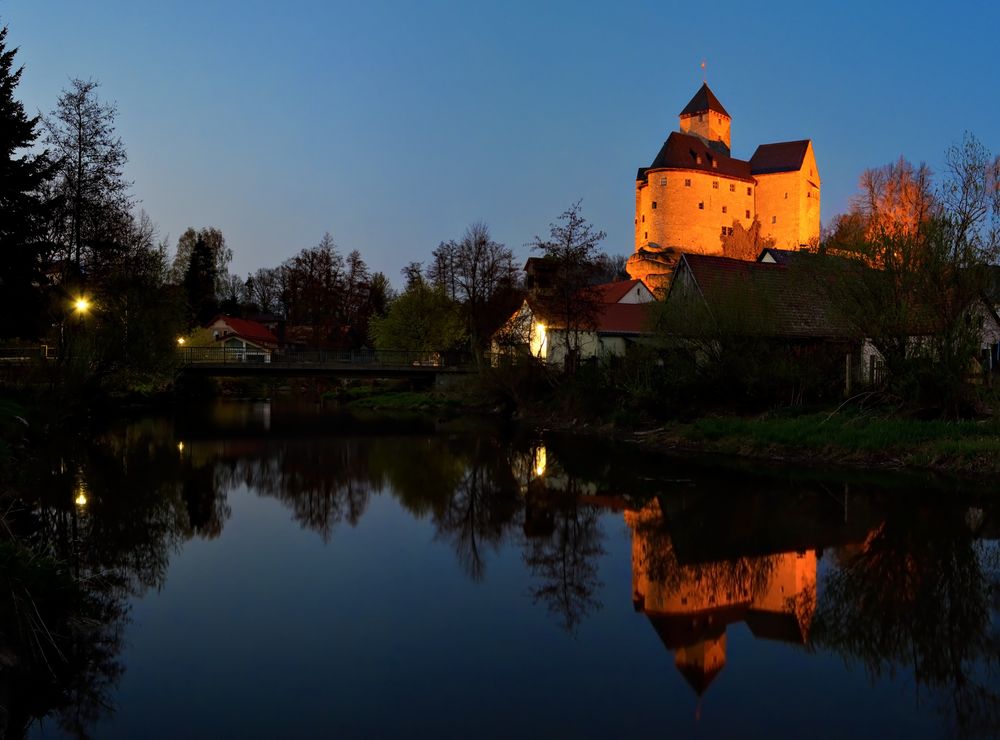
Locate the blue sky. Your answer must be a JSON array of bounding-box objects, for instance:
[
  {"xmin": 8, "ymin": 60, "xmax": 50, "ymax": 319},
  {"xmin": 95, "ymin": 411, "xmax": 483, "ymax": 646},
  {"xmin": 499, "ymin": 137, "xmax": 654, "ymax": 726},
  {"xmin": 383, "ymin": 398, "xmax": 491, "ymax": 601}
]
[{"xmin": 4, "ymin": 0, "xmax": 998, "ymax": 284}]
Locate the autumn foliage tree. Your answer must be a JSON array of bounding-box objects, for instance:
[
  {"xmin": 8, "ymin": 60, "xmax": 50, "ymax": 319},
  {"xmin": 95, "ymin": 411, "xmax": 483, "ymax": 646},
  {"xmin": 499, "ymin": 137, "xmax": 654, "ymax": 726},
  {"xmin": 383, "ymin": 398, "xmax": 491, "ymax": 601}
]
[{"xmin": 824, "ymin": 136, "xmax": 1000, "ymax": 413}]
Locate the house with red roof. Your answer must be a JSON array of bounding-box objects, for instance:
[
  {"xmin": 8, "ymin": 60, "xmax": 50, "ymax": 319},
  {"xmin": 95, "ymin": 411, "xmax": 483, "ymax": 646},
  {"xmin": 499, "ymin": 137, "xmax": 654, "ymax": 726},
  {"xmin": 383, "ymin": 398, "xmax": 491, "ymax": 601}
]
[
  {"xmin": 206, "ymin": 315, "xmax": 280, "ymax": 360},
  {"xmin": 494, "ymin": 278, "xmax": 657, "ymax": 366}
]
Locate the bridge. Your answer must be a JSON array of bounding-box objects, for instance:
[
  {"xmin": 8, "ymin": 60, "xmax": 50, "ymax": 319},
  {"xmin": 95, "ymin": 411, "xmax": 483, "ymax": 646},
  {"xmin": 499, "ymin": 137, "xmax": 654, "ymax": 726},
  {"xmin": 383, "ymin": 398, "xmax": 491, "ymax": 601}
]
[{"xmin": 176, "ymin": 346, "xmax": 479, "ymax": 378}]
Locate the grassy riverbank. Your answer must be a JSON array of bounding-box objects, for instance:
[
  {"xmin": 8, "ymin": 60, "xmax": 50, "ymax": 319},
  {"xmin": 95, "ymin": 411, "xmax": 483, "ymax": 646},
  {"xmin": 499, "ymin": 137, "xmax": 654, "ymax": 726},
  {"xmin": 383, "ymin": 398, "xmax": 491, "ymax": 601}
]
[{"xmin": 620, "ymin": 412, "xmax": 1000, "ymax": 476}]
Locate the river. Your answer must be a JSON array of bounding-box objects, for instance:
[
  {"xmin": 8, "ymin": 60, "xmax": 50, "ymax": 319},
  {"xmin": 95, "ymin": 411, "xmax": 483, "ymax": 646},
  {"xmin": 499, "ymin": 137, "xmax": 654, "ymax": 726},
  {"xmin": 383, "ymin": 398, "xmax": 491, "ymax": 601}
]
[{"xmin": 6, "ymin": 400, "xmax": 999, "ymax": 738}]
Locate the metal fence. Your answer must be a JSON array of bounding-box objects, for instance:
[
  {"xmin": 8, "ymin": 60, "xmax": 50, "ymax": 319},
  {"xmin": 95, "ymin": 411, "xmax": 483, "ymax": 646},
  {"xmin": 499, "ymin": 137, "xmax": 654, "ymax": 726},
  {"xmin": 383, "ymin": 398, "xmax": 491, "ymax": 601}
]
[
  {"xmin": 0, "ymin": 345, "xmax": 51, "ymax": 362},
  {"xmin": 176, "ymin": 346, "xmax": 476, "ymax": 369}
]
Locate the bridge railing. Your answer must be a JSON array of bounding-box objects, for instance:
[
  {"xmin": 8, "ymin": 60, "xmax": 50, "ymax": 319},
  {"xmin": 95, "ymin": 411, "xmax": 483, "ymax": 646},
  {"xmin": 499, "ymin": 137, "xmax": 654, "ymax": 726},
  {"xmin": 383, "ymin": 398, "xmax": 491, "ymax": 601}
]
[{"xmin": 177, "ymin": 346, "xmax": 477, "ymax": 369}]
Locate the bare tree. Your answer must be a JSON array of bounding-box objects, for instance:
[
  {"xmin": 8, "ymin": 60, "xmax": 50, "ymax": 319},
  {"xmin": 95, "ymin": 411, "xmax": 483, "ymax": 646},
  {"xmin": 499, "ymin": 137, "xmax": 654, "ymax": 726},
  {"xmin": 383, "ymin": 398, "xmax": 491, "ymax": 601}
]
[
  {"xmin": 245, "ymin": 267, "xmax": 282, "ymax": 314},
  {"xmin": 528, "ymin": 201, "xmax": 606, "ymax": 372},
  {"xmin": 44, "ymin": 78, "xmax": 133, "ymax": 274},
  {"xmin": 850, "ymin": 156, "xmax": 936, "ymax": 241},
  {"xmin": 434, "ymin": 222, "xmax": 518, "ymax": 358}
]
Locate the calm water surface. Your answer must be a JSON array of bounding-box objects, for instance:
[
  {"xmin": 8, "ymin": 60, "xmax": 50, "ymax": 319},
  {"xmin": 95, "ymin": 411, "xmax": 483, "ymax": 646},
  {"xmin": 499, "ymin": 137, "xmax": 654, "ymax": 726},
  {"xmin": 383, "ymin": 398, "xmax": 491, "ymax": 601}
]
[{"xmin": 7, "ymin": 401, "xmax": 999, "ymax": 738}]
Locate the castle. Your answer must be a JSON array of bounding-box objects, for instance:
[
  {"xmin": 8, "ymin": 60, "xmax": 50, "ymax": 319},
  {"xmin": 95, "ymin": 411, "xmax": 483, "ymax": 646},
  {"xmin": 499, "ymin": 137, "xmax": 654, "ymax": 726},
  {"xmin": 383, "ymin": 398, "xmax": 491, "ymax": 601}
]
[{"xmin": 626, "ymin": 83, "xmax": 821, "ymax": 293}]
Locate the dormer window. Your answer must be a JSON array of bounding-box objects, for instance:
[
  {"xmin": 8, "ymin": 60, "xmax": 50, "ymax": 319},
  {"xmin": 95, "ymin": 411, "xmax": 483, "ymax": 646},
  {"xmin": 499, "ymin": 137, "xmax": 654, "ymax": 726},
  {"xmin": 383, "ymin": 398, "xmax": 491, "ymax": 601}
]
[
  {"xmin": 711, "ymin": 159, "xmax": 718, "ymax": 168},
  {"xmin": 696, "ymin": 155, "xmax": 702, "ymax": 165}
]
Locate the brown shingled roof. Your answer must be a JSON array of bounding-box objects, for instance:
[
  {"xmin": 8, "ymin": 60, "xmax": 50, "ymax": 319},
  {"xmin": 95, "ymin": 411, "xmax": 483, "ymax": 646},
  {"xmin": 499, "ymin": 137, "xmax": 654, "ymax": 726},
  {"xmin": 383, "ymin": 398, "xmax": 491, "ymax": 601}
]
[
  {"xmin": 750, "ymin": 140, "xmax": 811, "ymax": 175},
  {"xmin": 679, "ymin": 82, "xmax": 730, "ymax": 118},
  {"xmin": 671, "ymin": 253, "xmax": 853, "ymax": 340},
  {"xmin": 640, "ymin": 131, "xmax": 752, "ymax": 182}
]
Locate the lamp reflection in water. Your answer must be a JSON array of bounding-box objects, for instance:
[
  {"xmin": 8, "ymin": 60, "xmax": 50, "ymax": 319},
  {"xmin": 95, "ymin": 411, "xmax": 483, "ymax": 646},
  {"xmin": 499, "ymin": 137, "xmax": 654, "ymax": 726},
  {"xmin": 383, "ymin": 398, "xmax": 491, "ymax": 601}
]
[
  {"xmin": 513, "ymin": 444, "xmax": 548, "ymax": 492},
  {"xmin": 533, "ymin": 445, "xmax": 547, "ymax": 478}
]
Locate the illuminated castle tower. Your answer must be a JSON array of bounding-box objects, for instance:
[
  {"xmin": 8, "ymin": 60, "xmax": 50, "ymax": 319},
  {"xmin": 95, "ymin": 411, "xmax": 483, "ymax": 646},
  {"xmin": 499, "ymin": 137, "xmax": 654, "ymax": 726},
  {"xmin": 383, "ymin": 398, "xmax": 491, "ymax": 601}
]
[{"xmin": 627, "ymin": 82, "xmax": 821, "ymax": 294}]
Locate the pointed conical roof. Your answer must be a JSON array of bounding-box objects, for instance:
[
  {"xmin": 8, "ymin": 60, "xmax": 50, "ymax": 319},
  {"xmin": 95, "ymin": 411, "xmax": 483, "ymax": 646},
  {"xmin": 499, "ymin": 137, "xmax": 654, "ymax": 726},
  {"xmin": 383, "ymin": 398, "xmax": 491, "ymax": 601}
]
[{"xmin": 679, "ymin": 83, "xmax": 730, "ymax": 118}]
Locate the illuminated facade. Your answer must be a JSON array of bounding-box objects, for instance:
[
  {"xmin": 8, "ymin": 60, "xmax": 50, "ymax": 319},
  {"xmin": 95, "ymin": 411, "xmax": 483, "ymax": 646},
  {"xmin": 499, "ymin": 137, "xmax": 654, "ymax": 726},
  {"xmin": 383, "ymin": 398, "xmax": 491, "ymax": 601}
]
[{"xmin": 627, "ymin": 83, "xmax": 821, "ymax": 294}]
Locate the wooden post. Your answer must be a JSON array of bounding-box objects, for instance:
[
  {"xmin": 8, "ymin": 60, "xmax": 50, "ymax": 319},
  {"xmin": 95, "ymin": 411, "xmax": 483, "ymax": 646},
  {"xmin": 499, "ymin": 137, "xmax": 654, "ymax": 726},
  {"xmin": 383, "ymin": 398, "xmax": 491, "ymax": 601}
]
[{"xmin": 844, "ymin": 352, "xmax": 852, "ymax": 396}]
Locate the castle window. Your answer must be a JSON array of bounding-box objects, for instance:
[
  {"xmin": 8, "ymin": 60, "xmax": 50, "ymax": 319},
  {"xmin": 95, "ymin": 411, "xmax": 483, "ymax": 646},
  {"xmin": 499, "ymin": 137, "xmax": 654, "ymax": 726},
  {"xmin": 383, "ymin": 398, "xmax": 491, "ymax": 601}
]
[
  {"xmin": 641, "ymin": 215, "xmax": 644, "ymax": 222},
  {"xmin": 698, "ymin": 114, "xmax": 704, "ymax": 122},
  {"xmin": 696, "ymin": 155, "xmax": 702, "ymax": 165},
  {"xmin": 772, "ymin": 216, "xmax": 777, "ymax": 224},
  {"xmin": 712, "ymin": 181, "xmax": 719, "ymax": 189},
  {"xmin": 712, "ymin": 159, "xmax": 718, "ymax": 168},
  {"xmin": 721, "ymin": 226, "xmax": 727, "ymax": 236},
  {"xmin": 722, "ymin": 206, "xmax": 727, "ymax": 214},
  {"xmin": 784, "ymin": 192, "xmax": 788, "ymax": 199},
  {"xmin": 684, "ymin": 179, "xmax": 691, "ymax": 187},
  {"xmin": 652, "ymin": 201, "xmax": 657, "ymax": 209},
  {"xmin": 644, "ymin": 231, "xmax": 647, "ymax": 239},
  {"xmin": 745, "ymin": 210, "xmax": 751, "ymax": 219},
  {"xmin": 659, "ymin": 177, "xmax": 667, "ymax": 186},
  {"xmin": 747, "ymin": 186, "xmax": 752, "ymax": 196},
  {"xmin": 729, "ymin": 183, "xmax": 735, "ymax": 192},
  {"xmin": 698, "ymin": 202, "xmax": 704, "ymax": 210},
  {"xmin": 807, "ymin": 191, "xmax": 812, "ymax": 198}
]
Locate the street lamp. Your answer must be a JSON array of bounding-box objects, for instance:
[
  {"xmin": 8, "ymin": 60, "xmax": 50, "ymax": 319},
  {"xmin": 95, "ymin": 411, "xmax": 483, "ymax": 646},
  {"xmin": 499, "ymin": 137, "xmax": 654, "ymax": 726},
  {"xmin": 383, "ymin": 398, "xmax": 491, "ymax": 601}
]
[
  {"xmin": 74, "ymin": 296, "xmax": 91, "ymax": 314},
  {"xmin": 177, "ymin": 337, "xmax": 186, "ymax": 345}
]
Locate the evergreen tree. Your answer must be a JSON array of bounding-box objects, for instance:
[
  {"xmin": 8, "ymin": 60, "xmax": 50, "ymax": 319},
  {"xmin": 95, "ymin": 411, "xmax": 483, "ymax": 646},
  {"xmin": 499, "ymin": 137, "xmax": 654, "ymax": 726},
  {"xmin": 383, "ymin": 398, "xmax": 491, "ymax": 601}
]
[
  {"xmin": 0, "ymin": 25, "xmax": 54, "ymax": 339},
  {"xmin": 183, "ymin": 238, "xmax": 218, "ymax": 325}
]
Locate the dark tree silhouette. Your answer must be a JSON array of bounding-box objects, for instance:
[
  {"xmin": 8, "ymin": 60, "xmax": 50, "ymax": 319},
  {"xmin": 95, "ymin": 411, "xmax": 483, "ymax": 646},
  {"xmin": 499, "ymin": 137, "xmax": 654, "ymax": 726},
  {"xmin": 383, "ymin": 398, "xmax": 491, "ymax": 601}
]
[{"xmin": 0, "ymin": 26, "xmax": 54, "ymax": 339}]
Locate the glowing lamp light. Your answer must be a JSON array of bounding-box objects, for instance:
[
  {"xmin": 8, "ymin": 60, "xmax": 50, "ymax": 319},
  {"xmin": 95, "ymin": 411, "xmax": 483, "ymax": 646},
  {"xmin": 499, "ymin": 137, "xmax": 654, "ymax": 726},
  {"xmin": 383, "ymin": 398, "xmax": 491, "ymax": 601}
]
[
  {"xmin": 177, "ymin": 441, "xmax": 184, "ymax": 454},
  {"xmin": 530, "ymin": 322, "xmax": 548, "ymax": 358},
  {"xmin": 73, "ymin": 297, "xmax": 91, "ymax": 313},
  {"xmin": 75, "ymin": 490, "xmax": 87, "ymax": 507},
  {"xmin": 177, "ymin": 337, "xmax": 186, "ymax": 345}
]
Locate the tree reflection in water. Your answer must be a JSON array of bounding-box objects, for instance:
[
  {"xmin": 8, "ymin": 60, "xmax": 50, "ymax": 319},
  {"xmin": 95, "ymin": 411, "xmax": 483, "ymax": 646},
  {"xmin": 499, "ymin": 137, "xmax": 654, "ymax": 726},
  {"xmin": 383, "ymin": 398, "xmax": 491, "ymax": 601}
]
[
  {"xmin": 2, "ymin": 418, "xmax": 214, "ymax": 738},
  {"xmin": 522, "ymin": 502, "xmax": 605, "ymax": 633},
  {"xmin": 3, "ymin": 409, "xmax": 998, "ymax": 738},
  {"xmin": 809, "ymin": 506, "xmax": 1000, "ymax": 738}
]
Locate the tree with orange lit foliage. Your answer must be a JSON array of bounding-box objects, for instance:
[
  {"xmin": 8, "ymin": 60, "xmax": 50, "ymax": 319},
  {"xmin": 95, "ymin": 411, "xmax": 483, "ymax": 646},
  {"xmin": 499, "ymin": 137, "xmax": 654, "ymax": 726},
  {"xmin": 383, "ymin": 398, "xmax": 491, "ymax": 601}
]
[
  {"xmin": 823, "ymin": 135, "xmax": 1000, "ymax": 415},
  {"xmin": 720, "ymin": 217, "xmax": 776, "ymax": 261}
]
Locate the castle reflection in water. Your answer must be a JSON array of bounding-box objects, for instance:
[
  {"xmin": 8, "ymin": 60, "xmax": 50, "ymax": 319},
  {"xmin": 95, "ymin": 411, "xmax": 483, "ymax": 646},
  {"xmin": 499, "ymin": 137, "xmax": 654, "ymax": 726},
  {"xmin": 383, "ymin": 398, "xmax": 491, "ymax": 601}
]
[{"xmin": 627, "ymin": 501, "xmax": 816, "ymax": 696}]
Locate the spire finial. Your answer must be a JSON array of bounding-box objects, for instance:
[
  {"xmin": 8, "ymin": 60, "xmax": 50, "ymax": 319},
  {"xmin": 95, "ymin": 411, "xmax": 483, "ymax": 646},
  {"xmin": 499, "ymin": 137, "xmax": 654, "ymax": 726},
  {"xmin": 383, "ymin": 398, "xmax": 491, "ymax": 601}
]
[{"xmin": 700, "ymin": 59, "xmax": 707, "ymax": 84}]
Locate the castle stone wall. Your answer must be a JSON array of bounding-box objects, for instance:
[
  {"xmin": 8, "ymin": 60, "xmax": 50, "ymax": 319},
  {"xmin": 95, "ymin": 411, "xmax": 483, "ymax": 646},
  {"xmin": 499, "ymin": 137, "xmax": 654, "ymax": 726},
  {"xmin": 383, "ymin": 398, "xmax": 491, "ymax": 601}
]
[{"xmin": 636, "ymin": 169, "xmax": 755, "ymax": 254}]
